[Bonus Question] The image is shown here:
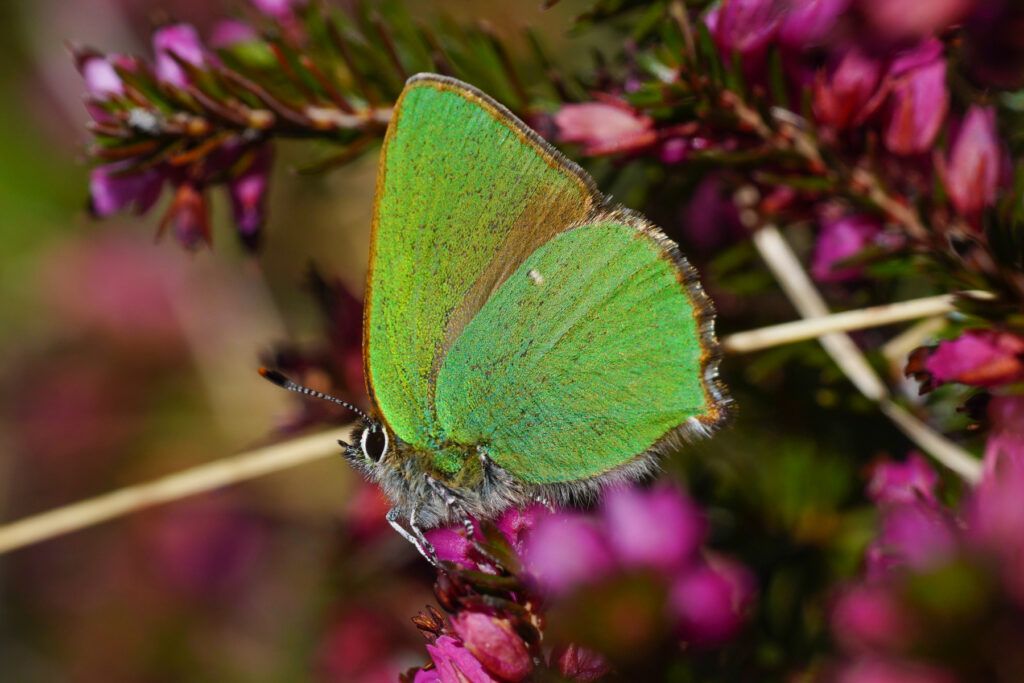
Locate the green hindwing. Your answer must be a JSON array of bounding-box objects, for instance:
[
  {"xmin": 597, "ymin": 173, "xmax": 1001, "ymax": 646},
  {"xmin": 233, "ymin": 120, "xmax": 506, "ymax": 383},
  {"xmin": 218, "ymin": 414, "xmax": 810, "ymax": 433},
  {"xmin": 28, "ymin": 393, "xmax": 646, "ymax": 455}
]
[{"xmin": 434, "ymin": 216, "xmax": 727, "ymax": 484}]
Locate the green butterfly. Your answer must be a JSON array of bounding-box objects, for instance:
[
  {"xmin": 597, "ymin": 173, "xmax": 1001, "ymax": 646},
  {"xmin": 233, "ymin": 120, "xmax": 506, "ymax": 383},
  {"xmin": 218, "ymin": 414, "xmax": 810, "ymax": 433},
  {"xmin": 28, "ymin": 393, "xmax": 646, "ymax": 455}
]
[{"xmin": 266, "ymin": 74, "xmax": 730, "ymax": 561}]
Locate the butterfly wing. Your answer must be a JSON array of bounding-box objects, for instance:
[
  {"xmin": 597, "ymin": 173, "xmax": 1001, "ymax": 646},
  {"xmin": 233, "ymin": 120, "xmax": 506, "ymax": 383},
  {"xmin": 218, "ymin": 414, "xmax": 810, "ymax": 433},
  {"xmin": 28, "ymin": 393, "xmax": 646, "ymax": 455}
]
[
  {"xmin": 365, "ymin": 75, "xmax": 600, "ymax": 448},
  {"xmin": 434, "ymin": 215, "xmax": 728, "ymax": 484}
]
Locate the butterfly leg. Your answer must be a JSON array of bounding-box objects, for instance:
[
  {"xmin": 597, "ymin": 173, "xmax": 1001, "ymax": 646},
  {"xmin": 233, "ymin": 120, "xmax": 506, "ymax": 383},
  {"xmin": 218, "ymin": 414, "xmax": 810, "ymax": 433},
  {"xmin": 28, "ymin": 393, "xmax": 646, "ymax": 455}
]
[
  {"xmin": 424, "ymin": 474, "xmax": 476, "ymax": 538},
  {"xmin": 386, "ymin": 507, "xmax": 438, "ymax": 566}
]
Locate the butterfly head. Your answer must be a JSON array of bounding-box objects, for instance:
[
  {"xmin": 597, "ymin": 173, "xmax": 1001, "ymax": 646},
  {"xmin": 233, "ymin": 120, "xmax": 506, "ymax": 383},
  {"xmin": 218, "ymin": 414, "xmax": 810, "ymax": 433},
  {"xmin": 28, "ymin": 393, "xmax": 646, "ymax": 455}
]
[
  {"xmin": 342, "ymin": 419, "xmax": 392, "ymax": 474},
  {"xmin": 258, "ymin": 367, "xmax": 395, "ymax": 472}
]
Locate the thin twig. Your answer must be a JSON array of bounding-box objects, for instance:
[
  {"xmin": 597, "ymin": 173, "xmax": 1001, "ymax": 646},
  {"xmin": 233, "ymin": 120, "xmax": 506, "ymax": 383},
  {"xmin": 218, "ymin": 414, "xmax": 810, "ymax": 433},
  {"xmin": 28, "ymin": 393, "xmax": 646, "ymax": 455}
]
[
  {"xmin": 0, "ymin": 291, "xmax": 987, "ymax": 556},
  {"xmin": 721, "ymin": 292, "xmax": 988, "ymax": 354},
  {"xmin": 752, "ymin": 224, "xmax": 982, "ymax": 483},
  {"xmin": 0, "ymin": 426, "xmax": 353, "ymax": 555}
]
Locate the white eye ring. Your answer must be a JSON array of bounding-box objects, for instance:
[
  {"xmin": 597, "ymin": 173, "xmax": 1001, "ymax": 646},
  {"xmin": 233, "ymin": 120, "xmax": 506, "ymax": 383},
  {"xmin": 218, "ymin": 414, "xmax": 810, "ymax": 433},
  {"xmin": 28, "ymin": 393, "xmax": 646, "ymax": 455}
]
[{"xmin": 360, "ymin": 424, "xmax": 389, "ymax": 462}]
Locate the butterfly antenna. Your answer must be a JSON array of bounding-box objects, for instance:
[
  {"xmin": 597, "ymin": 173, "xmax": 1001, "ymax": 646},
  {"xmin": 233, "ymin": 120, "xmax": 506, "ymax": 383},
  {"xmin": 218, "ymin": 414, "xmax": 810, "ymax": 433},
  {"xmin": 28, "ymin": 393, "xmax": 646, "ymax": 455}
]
[{"xmin": 258, "ymin": 367, "xmax": 370, "ymax": 422}]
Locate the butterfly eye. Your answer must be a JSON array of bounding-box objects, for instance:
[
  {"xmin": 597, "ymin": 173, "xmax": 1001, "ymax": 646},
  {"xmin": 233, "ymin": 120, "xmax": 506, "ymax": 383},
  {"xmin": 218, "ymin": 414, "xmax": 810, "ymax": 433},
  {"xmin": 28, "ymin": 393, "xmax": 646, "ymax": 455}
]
[{"xmin": 360, "ymin": 425, "xmax": 389, "ymax": 462}]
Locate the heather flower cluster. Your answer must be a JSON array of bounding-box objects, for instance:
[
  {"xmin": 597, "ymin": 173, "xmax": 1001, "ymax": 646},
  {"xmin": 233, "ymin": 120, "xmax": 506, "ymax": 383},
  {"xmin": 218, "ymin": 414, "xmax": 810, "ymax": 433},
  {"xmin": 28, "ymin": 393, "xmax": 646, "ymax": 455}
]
[
  {"xmin": 80, "ymin": 22, "xmax": 274, "ymax": 249},
  {"xmin": 829, "ymin": 446, "xmax": 1024, "ymax": 682},
  {"xmin": 406, "ymin": 486, "xmax": 753, "ymax": 681},
  {"xmin": 552, "ymin": 0, "xmax": 1015, "ymax": 293}
]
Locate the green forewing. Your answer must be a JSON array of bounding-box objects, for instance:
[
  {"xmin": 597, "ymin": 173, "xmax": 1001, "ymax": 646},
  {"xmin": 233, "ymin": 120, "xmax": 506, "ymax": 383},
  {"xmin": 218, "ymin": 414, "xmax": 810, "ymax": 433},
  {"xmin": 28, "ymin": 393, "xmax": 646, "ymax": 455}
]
[
  {"xmin": 366, "ymin": 76, "xmax": 596, "ymax": 447},
  {"xmin": 434, "ymin": 221, "xmax": 710, "ymax": 484}
]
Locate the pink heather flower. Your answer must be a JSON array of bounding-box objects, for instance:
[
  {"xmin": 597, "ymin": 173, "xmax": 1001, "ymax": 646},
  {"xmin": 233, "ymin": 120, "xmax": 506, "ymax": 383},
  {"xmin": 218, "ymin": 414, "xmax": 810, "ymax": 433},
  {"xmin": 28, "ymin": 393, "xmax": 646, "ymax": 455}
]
[
  {"xmin": 972, "ymin": 406, "xmax": 1024, "ymax": 536},
  {"xmin": 983, "ymin": 395, "xmax": 1024, "ymax": 477},
  {"xmin": 81, "ymin": 56, "xmax": 123, "ymax": 97},
  {"xmin": 940, "ymin": 106, "xmax": 1003, "ymax": 219},
  {"xmin": 229, "ymin": 145, "xmax": 273, "ymax": 249},
  {"xmin": 495, "ymin": 503, "xmax": 543, "ymax": 554},
  {"xmin": 669, "ymin": 559, "xmax": 754, "ymax": 646},
  {"xmin": 602, "ymin": 484, "xmax": 706, "ymax": 571},
  {"xmin": 681, "ymin": 177, "xmax": 745, "ymax": 252},
  {"xmin": 141, "ymin": 494, "xmax": 266, "ymax": 599},
  {"xmin": 831, "ymin": 583, "xmax": 914, "ymax": 653},
  {"xmin": 426, "ymin": 504, "xmax": 544, "ymax": 569},
  {"xmin": 524, "ymin": 513, "xmax": 615, "ymax": 595},
  {"xmin": 811, "ymin": 214, "xmax": 882, "ymax": 282},
  {"xmin": 89, "ymin": 163, "xmax": 165, "ymax": 218},
  {"xmin": 450, "ymin": 612, "xmax": 532, "ymax": 682},
  {"xmin": 422, "ymin": 635, "xmax": 498, "ymax": 683},
  {"xmin": 153, "ymin": 23, "xmax": 206, "ymax": 87},
  {"xmin": 968, "ymin": 449, "xmax": 1024, "ymax": 603},
  {"xmin": 834, "ymin": 657, "xmax": 960, "ymax": 683},
  {"xmin": 209, "ymin": 20, "xmax": 259, "ymax": 48},
  {"xmin": 162, "ymin": 183, "xmax": 212, "ymax": 250},
  {"xmin": 316, "ymin": 607, "xmax": 404, "ymax": 683},
  {"xmin": 778, "ymin": 0, "xmax": 849, "ymax": 48},
  {"xmin": 429, "ymin": 527, "xmax": 476, "ymax": 569},
  {"xmin": 659, "ymin": 137, "xmax": 689, "ymax": 164},
  {"xmin": 883, "ymin": 41, "xmax": 949, "ymax": 155},
  {"xmin": 867, "ymin": 453, "xmax": 940, "ymax": 506},
  {"xmin": 924, "ymin": 330, "xmax": 1024, "ymax": 388},
  {"xmin": 813, "ymin": 48, "xmax": 884, "ymax": 130},
  {"xmin": 858, "ymin": 0, "xmax": 974, "ymax": 42},
  {"xmin": 704, "ymin": 0, "xmax": 782, "ymax": 66},
  {"xmin": 873, "ymin": 503, "xmax": 958, "ymax": 572},
  {"xmin": 251, "ymin": 0, "xmax": 306, "ymax": 19},
  {"xmin": 554, "ymin": 101, "xmax": 656, "ymax": 156}
]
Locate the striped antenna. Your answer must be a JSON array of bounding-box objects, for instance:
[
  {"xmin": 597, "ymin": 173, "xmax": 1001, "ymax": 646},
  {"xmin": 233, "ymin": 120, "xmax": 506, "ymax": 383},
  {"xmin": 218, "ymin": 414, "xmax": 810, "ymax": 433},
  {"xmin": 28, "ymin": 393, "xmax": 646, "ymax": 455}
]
[{"xmin": 258, "ymin": 367, "xmax": 370, "ymax": 422}]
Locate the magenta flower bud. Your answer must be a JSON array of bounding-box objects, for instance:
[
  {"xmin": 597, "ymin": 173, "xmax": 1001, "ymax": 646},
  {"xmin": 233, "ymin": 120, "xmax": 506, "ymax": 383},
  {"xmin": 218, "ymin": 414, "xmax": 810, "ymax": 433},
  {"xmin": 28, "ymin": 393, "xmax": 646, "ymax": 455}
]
[
  {"xmin": 209, "ymin": 20, "xmax": 259, "ymax": 49},
  {"xmin": 89, "ymin": 163, "xmax": 164, "ymax": 218},
  {"xmin": 924, "ymin": 330, "xmax": 1024, "ymax": 388},
  {"xmin": 876, "ymin": 503, "xmax": 958, "ymax": 571},
  {"xmin": 681, "ymin": 177, "xmax": 745, "ymax": 252},
  {"xmin": 831, "ymin": 583, "xmax": 913, "ymax": 652},
  {"xmin": 495, "ymin": 503, "xmax": 544, "ymax": 554},
  {"xmin": 251, "ymin": 0, "xmax": 306, "ymax": 19},
  {"xmin": 82, "ymin": 56, "xmax": 124, "ymax": 97},
  {"xmin": 858, "ymin": 0, "xmax": 973, "ymax": 42},
  {"xmin": 451, "ymin": 612, "xmax": 532, "ymax": 682},
  {"xmin": 163, "ymin": 183, "xmax": 212, "ymax": 250},
  {"xmin": 554, "ymin": 101, "xmax": 655, "ymax": 156},
  {"xmin": 970, "ymin": 400, "xmax": 1024, "ymax": 541},
  {"xmin": 940, "ymin": 106, "xmax": 1004, "ymax": 219},
  {"xmin": 811, "ymin": 213, "xmax": 881, "ymax": 282},
  {"xmin": 601, "ymin": 484, "xmax": 705, "ymax": 571},
  {"xmin": 153, "ymin": 23, "xmax": 206, "ymax": 87},
  {"xmin": 864, "ymin": 544, "xmax": 899, "ymax": 580},
  {"xmin": 813, "ymin": 48, "xmax": 884, "ymax": 130},
  {"xmin": 229, "ymin": 145, "xmax": 273, "ymax": 250},
  {"xmin": 670, "ymin": 559, "xmax": 754, "ymax": 646},
  {"xmin": 779, "ymin": 0, "xmax": 849, "ymax": 48},
  {"xmin": 425, "ymin": 526, "xmax": 475, "ymax": 568},
  {"xmin": 659, "ymin": 138, "xmax": 689, "ymax": 164},
  {"xmin": 835, "ymin": 658, "xmax": 960, "ymax": 683},
  {"xmin": 867, "ymin": 453, "xmax": 940, "ymax": 506},
  {"xmin": 982, "ymin": 395, "xmax": 1024, "ymax": 478},
  {"xmin": 883, "ymin": 42, "xmax": 949, "ymax": 155},
  {"xmin": 424, "ymin": 636, "xmax": 498, "ymax": 683},
  {"xmin": 704, "ymin": 0, "xmax": 781, "ymax": 65},
  {"xmin": 524, "ymin": 513, "xmax": 614, "ymax": 595}
]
